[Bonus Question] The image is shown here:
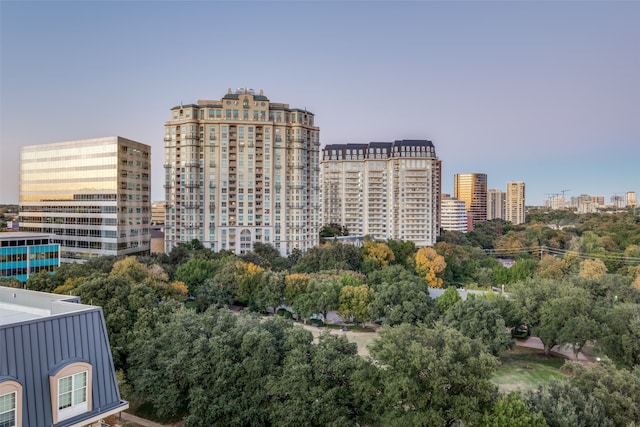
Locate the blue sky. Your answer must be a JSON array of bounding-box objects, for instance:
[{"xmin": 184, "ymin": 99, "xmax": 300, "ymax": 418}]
[{"xmin": 1, "ymin": 1, "xmax": 639, "ymax": 205}]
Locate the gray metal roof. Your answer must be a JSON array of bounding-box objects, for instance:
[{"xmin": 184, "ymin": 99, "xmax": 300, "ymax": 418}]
[{"xmin": 0, "ymin": 288, "xmax": 127, "ymax": 426}]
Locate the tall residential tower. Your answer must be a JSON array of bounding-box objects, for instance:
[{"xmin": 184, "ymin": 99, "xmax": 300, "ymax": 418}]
[
  {"xmin": 164, "ymin": 88, "xmax": 320, "ymax": 256},
  {"xmin": 506, "ymin": 181, "xmax": 526, "ymax": 225},
  {"xmin": 487, "ymin": 189, "xmax": 506, "ymax": 220},
  {"xmin": 19, "ymin": 137, "xmax": 151, "ymax": 262},
  {"xmin": 321, "ymin": 140, "xmax": 441, "ymax": 247}
]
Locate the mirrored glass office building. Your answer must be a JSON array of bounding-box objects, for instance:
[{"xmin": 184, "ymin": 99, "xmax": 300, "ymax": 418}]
[{"xmin": 19, "ymin": 137, "xmax": 151, "ymax": 262}]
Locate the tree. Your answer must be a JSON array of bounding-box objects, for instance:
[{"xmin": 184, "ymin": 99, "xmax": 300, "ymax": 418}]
[
  {"xmin": 292, "ymin": 279, "xmax": 341, "ymax": 323},
  {"xmin": 414, "ymin": 247, "xmax": 446, "ymax": 288},
  {"xmin": 514, "ymin": 279, "xmax": 598, "ymax": 357},
  {"xmin": 387, "ymin": 239, "xmax": 416, "ymax": 268},
  {"xmin": 579, "ymin": 258, "xmax": 608, "ymax": 279},
  {"xmin": 536, "ymin": 254, "xmax": 568, "ymax": 279},
  {"xmin": 283, "ymin": 273, "xmax": 311, "ymax": 303},
  {"xmin": 436, "ymin": 286, "xmax": 461, "ymax": 314},
  {"xmin": 444, "ymin": 297, "xmax": 513, "ymax": 355},
  {"xmin": 292, "ymin": 242, "xmax": 362, "ymax": 273},
  {"xmin": 253, "ymin": 271, "xmax": 285, "ymax": 313},
  {"xmin": 483, "ymin": 393, "xmax": 548, "ymax": 427},
  {"xmin": 362, "ymin": 239, "xmax": 395, "ymax": 268},
  {"xmin": 527, "ymin": 361, "xmax": 640, "ymax": 427},
  {"xmin": 368, "ymin": 322, "xmax": 499, "ymax": 426},
  {"xmin": 175, "ymin": 258, "xmax": 219, "ymax": 294},
  {"xmin": 338, "ymin": 284, "xmax": 374, "ymax": 324},
  {"xmin": 368, "ymin": 278, "xmax": 437, "ymax": 326},
  {"xmin": 596, "ymin": 303, "xmax": 640, "ymax": 367},
  {"xmin": 233, "ymin": 262, "xmax": 265, "ymax": 308}
]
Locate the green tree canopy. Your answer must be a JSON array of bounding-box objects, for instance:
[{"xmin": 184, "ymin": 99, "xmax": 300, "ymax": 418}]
[{"xmin": 367, "ymin": 322, "xmax": 499, "ymax": 426}]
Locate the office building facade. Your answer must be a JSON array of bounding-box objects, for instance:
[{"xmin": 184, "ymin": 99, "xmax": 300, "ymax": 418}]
[
  {"xmin": 487, "ymin": 189, "xmax": 505, "ymax": 220},
  {"xmin": 321, "ymin": 140, "xmax": 441, "ymax": 247},
  {"xmin": 19, "ymin": 137, "xmax": 151, "ymax": 262},
  {"xmin": 164, "ymin": 88, "xmax": 321, "ymax": 256},
  {"xmin": 454, "ymin": 173, "xmax": 487, "ymax": 223},
  {"xmin": 0, "ymin": 232, "xmax": 60, "ymax": 282},
  {"xmin": 505, "ymin": 181, "xmax": 526, "ymax": 225}
]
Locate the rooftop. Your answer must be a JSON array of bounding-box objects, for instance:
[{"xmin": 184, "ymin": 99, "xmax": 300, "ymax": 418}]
[
  {"xmin": 0, "ymin": 287, "xmax": 93, "ymax": 326},
  {"xmin": 0, "ymin": 232, "xmax": 56, "ymax": 241}
]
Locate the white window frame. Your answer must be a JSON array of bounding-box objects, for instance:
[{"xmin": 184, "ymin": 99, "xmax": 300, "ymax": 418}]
[
  {"xmin": 49, "ymin": 362, "xmax": 92, "ymax": 424},
  {"xmin": 0, "ymin": 380, "xmax": 22, "ymax": 427},
  {"xmin": 0, "ymin": 391, "xmax": 17, "ymax": 427}
]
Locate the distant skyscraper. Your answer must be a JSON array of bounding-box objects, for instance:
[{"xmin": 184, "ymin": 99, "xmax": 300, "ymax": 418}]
[
  {"xmin": 505, "ymin": 181, "xmax": 526, "ymax": 225},
  {"xmin": 454, "ymin": 173, "xmax": 487, "ymax": 223},
  {"xmin": 626, "ymin": 191, "xmax": 637, "ymax": 208},
  {"xmin": 441, "ymin": 194, "xmax": 468, "ymax": 232},
  {"xmin": 164, "ymin": 88, "xmax": 320, "ymax": 256},
  {"xmin": 321, "ymin": 140, "xmax": 441, "ymax": 247},
  {"xmin": 19, "ymin": 137, "xmax": 151, "ymax": 262},
  {"xmin": 487, "ymin": 189, "xmax": 506, "ymax": 220}
]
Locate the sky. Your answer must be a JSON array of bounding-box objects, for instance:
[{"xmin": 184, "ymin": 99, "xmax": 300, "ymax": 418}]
[{"xmin": 1, "ymin": 1, "xmax": 639, "ymax": 206}]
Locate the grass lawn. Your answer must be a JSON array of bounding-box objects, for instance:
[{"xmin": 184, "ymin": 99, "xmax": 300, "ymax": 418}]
[{"xmin": 492, "ymin": 346, "xmax": 567, "ymax": 392}]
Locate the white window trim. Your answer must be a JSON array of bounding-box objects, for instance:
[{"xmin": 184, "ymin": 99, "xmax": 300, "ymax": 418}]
[
  {"xmin": 0, "ymin": 380, "xmax": 22, "ymax": 427},
  {"xmin": 49, "ymin": 362, "xmax": 92, "ymax": 424}
]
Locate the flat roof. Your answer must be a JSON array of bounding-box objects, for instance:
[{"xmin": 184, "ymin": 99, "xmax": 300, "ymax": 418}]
[
  {"xmin": 0, "ymin": 232, "xmax": 56, "ymax": 241},
  {"xmin": 0, "ymin": 288, "xmax": 93, "ymax": 326}
]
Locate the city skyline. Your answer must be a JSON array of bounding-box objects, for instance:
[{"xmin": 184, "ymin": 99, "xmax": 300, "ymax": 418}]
[{"xmin": 1, "ymin": 1, "xmax": 639, "ymax": 206}]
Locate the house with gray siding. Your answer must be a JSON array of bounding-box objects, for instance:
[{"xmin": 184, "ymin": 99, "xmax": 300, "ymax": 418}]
[{"xmin": 0, "ymin": 287, "xmax": 128, "ymax": 427}]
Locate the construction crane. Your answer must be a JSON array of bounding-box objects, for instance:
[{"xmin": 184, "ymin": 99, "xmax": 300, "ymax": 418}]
[{"xmin": 560, "ymin": 189, "xmax": 571, "ymax": 199}]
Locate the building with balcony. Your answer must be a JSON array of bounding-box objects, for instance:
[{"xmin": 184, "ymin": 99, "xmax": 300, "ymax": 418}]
[
  {"xmin": 487, "ymin": 189, "xmax": 505, "ymax": 220},
  {"xmin": 505, "ymin": 181, "xmax": 526, "ymax": 225},
  {"xmin": 0, "ymin": 287, "xmax": 128, "ymax": 426},
  {"xmin": 164, "ymin": 88, "xmax": 320, "ymax": 256},
  {"xmin": 440, "ymin": 195, "xmax": 468, "ymax": 232},
  {"xmin": 454, "ymin": 173, "xmax": 487, "ymax": 223},
  {"xmin": 321, "ymin": 140, "xmax": 441, "ymax": 247},
  {"xmin": 19, "ymin": 137, "xmax": 151, "ymax": 263},
  {"xmin": 0, "ymin": 232, "xmax": 59, "ymax": 282}
]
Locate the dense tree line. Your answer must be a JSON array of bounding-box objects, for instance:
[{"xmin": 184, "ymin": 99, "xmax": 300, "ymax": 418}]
[{"xmin": 1, "ymin": 211, "xmax": 639, "ymax": 425}]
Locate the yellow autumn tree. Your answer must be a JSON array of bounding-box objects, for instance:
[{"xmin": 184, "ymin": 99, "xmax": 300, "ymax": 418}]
[
  {"xmin": 233, "ymin": 262, "xmax": 265, "ymax": 305},
  {"xmin": 414, "ymin": 247, "xmax": 446, "ymax": 288},
  {"xmin": 579, "ymin": 258, "xmax": 608, "ymax": 280},
  {"xmin": 363, "ymin": 239, "xmax": 395, "ymax": 267},
  {"xmin": 170, "ymin": 281, "xmax": 189, "ymax": 298},
  {"xmin": 536, "ymin": 254, "xmax": 567, "ymax": 279},
  {"xmin": 284, "ymin": 273, "xmax": 311, "ymax": 302},
  {"xmin": 338, "ymin": 284, "xmax": 374, "ymax": 324}
]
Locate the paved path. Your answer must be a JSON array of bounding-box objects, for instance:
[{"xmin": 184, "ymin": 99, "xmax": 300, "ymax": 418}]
[
  {"xmin": 515, "ymin": 336, "xmax": 594, "ymax": 362},
  {"xmin": 116, "ymin": 412, "xmax": 183, "ymax": 427}
]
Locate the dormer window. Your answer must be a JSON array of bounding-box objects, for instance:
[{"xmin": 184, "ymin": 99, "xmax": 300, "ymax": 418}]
[
  {"xmin": 49, "ymin": 361, "xmax": 93, "ymax": 423},
  {"xmin": 0, "ymin": 380, "xmax": 22, "ymax": 427}
]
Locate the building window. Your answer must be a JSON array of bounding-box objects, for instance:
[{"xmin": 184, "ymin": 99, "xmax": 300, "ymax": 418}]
[
  {"xmin": 49, "ymin": 361, "xmax": 92, "ymax": 423},
  {"xmin": 0, "ymin": 380, "xmax": 22, "ymax": 427}
]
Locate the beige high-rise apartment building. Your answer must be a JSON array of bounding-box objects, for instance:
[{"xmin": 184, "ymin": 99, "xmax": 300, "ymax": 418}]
[
  {"xmin": 506, "ymin": 181, "xmax": 526, "ymax": 224},
  {"xmin": 454, "ymin": 173, "xmax": 487, "ymax": 223},
  {"xmin": 487, "ymin": 189, "xmax": 505, "ymax": 220},
  {"xmin": 164, "ymin": 88, "xmax": 320, "ymax": 256},
  {"xmin": 321, "ymin": 140, "xmax": 441, "ymax": 247},
  {"xmin": 19, "ymin": 137, "xmax": 151, "ymax": 262},
  {"xmin": 626, "ymin": 191, "xmax": 637, "ymax": 208}
]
